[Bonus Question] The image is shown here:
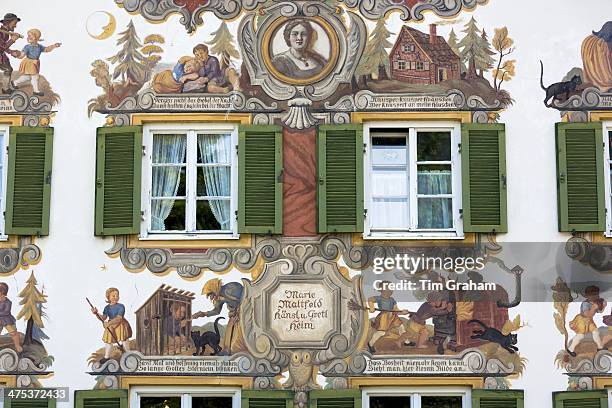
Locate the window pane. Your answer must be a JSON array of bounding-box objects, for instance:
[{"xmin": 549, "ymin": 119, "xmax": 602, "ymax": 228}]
[
  {"xmin": 198, "ymin": 133, "xmax": 231, "ymax": 164},
  {"xmin": 152, "ymin": 167, "xmax": 186, "ymax": 197},
  {"xmin": 372, "ymin": 169, "xmax": 407, "ymax": 197},
  {"xmin": 196, "ymin": 200, "xmax": 230, "ymax": 231},
  {"xmin": 372, "ymin": 135, "xmax": 407, "ymax": 166},
  {"xmin": 418, "ymin": 197, "xmax": 453, "ymax": 229},
  {"xmin": 192, "ymin": 397, "xmax": 233, "ymax": 408},
  {"xmin": 370, "ymin": 396, "xmax": 411, "ymax": 408},
  {"xmin": 421, "ymin": 396, "xmax": 462, "ymax": 408},
  {"xmin": 151, "ymin": 199, "xmax": 186, "ymax": 231},
  {"xmin": 140, "ymin": 397, "xmax": 181, "ymax": 408},
  {"xmin": 418, "ymin": 165, "xmax": 452, "ymax": 195},
  {"xmin": 153, "ymin": 134, "xmax": 187, "ymax": 164},
  {"xmin": 371, "ymin": 198, "xmax": 409, "ymax": 229},
  {"xmin": 417, "ymin": 131, "xmax": 451, "ymax": 161},
  {"xmin": 197, "ymin": 166, "xmax": 231, "ymax": 197}
]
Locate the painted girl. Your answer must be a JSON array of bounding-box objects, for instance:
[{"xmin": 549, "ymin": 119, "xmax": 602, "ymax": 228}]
[
  {"xmin": 0, "ymin": 282, "xmax": 22, "ymax": 353},
  {"xmin": 13, "ymin": 29, "xmax": 61, "ymax": 96},
  {"xmin": 91, "ymin": 287, "xmax": 132, "ymax": 364}
]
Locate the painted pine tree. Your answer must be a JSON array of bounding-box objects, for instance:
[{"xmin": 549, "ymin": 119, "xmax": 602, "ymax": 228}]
[
  {"xmin": 210, "ymin": 21, "xmax": 240, "ymax": 70},
  {"xmin": 458, "ymin": 17, "xmax": 494, "ymax": 79},
  {"xmin": 447, "ymin": 28, "xmax": 460, "ymax": 55},
  {"xmin": 363, "ymin": 18, "xmax": 394, "ymax": 80},
  {"xmin": 16, "ymin": 272, "xmax": 47, "ymax": 345},
  {"xmin": 107, "ymin": 21, "xmax": 148, "ymax": 84},
  {"xmin": 479, "ymin": 29, "xmax": 496, "ymax": 77}
]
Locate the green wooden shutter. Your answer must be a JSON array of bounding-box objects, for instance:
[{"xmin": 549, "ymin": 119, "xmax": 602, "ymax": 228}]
[
  {"xmin": 94, "ymin": 126, "xmax": 142, "ymax": 236},
  {"xmin": 553, "ymin": 390, "xmax": 608, "ymax": 408},
  {"xmin": 472, "ymin": 390, "xmax": 524, "ymax": 408},
  {"xmin": 556, "ymin": 122, "xmax": 605, "ymax": 232},
  {"xmin": 5, "ymin": 398, "xmax": 56, "ymax": 408},
  {"xmin": 5, "ymin": 127, "xmax": 53, "ymax": 236},
  {"xmin": 309, "ymin": 389, "xmax": 362, "ymax": 408},
  {"xmin": 241, "ymin": 390, "xmax": 294, "ymax": 408},
  {"xmin": 317, "ymin": 124, "xmax": 364, "ymax": 233},
  {"xmin": 461, "ymin": 123, "xmax": 507, "ymax": 233},
  {"xmin": 238, "ymin": 125, "xmax": 283, "ymax": 234},
  {"xmin": 75, "ymin": 389, "xmax": 128, "ymax": 408}
]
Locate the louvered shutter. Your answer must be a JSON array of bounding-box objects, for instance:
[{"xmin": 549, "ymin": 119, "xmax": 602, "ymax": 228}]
[
  {"xmin": 553, "ymin": 390, "xmax": 607, "ymax": 408},
  {"xmin": 472, "ymin": 390, "xmax": 524, "ymax": 408},
  {"xmin": 75, "ymin": 390, "xmax": 127, "ymax": 408},
  {"xmin": 461, "ymin": 123, "xmax": 507, "ymax": 233},
  {"xmin": 317, "ymin": 124, "xmax": 364, "ymax": 233},
  {"xmin": 241, "ymin": 390, "xmax": 294, "ymax": 408},
  {"xmin": 94, "ymin": 126, "xmax": 142, "ymax": 236},
  {"xmin": 5, "ymin": 399, "xmax": 56, "ymax": 408},
  {"xmin": 238, "ymin": 125, "xmax": 283, "ymax": 234},
  {"xmin": 309, "ymin": 390, "xmax": 361, "ymax": 408},
  {"xmin": 556, "ymin": 122, "xmax": 605, "ymax": 232},
  {"xmin": 5, "ymin": 127, "xmax": 53, "ymax": 236}
]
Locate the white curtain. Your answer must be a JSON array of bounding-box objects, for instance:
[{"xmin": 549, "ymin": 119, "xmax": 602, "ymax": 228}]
[
  {"xmin": 151, "ymin": 135, "xmax": 186, "ymax": 231},
  {"xmin": 418, "ymin": 170, "xmax": 452, "ymax": 229},
  {"xmin": 197, "ymin": 134, "xmax": 231, "ymax": 230}
]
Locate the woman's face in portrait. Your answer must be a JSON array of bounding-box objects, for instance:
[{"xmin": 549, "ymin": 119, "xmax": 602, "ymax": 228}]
[{"xmin": 289, "ymin": 24, "xmax": 309, "ymax": 51}]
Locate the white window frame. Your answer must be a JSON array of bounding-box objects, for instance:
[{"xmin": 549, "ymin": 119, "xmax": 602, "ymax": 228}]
[
  {"xmin": 603, "ymin": 121, "xmax": 612, "ymax": 237},
  {"xmin": 607, "ymin": 387, "xmax": 612, "ymax": 408},
  {"xmin": 0, "ymin": 125, "xmax": 8, "ymax": 241},
  {"xmin": 363, "ymin": 121, "xmax": 463, "ymax": 240},
  {"xmin": 141, "ymin": 123, "xmax": 239, "ymax": 240},
  {"xmin": 362, "ymin": 386, "xmax": 471, "ymax": 408},
  {"xmin": 130, "ymin": 386, "xmax": 241, "ymax": 408}
]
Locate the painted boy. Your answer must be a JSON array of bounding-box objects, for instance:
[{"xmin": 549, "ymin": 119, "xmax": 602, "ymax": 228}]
[
  {"xmin": 567, "ymin": 285, "xmax": 607, "ymax": 357},
  {"xmin": 367, "ymin": 283, "xmax": 410, "ymax": 353},
  {"xmin": 0, "ymin": 282, "xmax": 22, "ymax": 353},
  {"xmin": 91, "ymin": 287, "xmax": 132, "ymax": 364},
  {"xmin": 0, "ymin": 13, "xmax": 20, "ymax": 94}
]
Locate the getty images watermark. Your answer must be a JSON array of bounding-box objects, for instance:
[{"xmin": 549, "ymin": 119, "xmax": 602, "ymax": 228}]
[{"xmin": 370, "ymin": 254, "xmax": 497, "ymax": 292}]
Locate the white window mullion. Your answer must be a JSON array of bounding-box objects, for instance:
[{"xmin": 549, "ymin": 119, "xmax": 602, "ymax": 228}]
[
  {"xmin": 186, "ymin": 131, "xmax": 197, "ymax": 233},
  {"xmin": 408, "ymin": 128, "xmax": 418, "ymax": 231},
  {"xmin": 413, "ymin": 394, "xmax": 422, "ymax": 408},
  {"xmin": 182, "ymin": 393, "xmax": 191, "ymax": 408}
]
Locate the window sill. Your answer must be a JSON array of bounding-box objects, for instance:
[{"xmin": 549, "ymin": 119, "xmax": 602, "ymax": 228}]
[
  {"xmin": 363, "ymin": 232, "xmax": 464, "ymax": 240},
  {"xmin": 0, "ymin": 235, "xmax": 9, "ymax": 242},
  {"xmin": 139, "ymin": 233, "xmax": 240, "ymax": 241}
]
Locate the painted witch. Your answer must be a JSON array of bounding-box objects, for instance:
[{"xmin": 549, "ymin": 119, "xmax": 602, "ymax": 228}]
[
  {"xmin": 582, "ymin": 21, "xmax": 612, "ymax": 92},
  {"xmin": 192, "ymin": 279, "xmax": 246, "ymax": 354}
]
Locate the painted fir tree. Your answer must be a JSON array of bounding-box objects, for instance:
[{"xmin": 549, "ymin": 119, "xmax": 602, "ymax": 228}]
[
  {"xmin": 447, "ymin": 28, "xmax": 460, "ymax": 55},
  {"xmin": 107, "ymin": 21, "xmax": 148, "ymax": 84},
  {"xmin": 16, "ymin": 272, "xmax": 47, "ymax": 345},
  {"xmin": 209, "ymin": 21, "xmax": 240, "ymax": 70},
  {"xmin": 458, "ymin": 17, "xmax": 495, "ymax": 79},
  {"xmin": 362, "ymin": 18, "xmax": 394, "ymax": 80},
  {"xmin": 479, "ymin": 29, "xmax": 496, "ymax": 77}
]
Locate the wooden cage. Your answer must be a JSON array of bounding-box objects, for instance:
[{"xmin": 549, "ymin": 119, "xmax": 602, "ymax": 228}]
[{"xmin": 135, "ymin": 284, "xmax": 196, "ymax": 356}]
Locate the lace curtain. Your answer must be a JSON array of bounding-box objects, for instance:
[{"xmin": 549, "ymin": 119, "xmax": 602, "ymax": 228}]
[
  {"xmin": 197, "ymin": 134, "xmax": 231, "ymax": 230},
  {"xmin": 417, "ymin": 170, "xmax": 452, "ymax": 229},
  {"xmin": 151, "ymin": 135, "xmax": 186, "ymax": 231}
]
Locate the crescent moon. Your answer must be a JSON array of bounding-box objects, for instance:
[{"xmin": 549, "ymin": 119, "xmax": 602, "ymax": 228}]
[{"xmin": 87, "ymin": 11, "xmax": 116, "ymax": 41}]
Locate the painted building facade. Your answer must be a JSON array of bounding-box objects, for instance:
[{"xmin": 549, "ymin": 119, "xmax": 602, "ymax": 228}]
[{"xmin": 0, "ymin": 0, "xmax": 609, "ymax": 407}]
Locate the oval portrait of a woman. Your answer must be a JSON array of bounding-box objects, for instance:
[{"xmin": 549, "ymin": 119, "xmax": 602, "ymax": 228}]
[{"xmin": 266, "ymin": 17, "xmax": 338, "ymax": 84}]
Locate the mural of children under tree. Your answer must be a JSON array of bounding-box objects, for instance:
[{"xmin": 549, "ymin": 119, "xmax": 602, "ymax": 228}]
[
  {"xmin": 192, "ymin": 278, "xmax": 246, "ymax": 355},
  {"xmin": 90, "ymin": 287, "xmax": 132, "ymax": 364}
]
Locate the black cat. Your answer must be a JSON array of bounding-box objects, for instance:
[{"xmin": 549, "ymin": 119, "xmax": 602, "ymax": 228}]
[
  {"xmin": 540, "ymin": 60, "xmax": 582, "ymax": 106},
  {"xmin": 468, "ymin": 319, "xmax": 518, "ymax": 354},
  {"xmin": 191, "ymin": 316, "xmax": 224, "ymax": 356}
]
